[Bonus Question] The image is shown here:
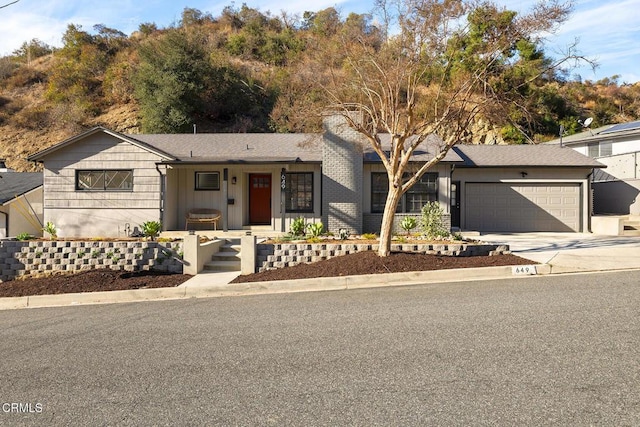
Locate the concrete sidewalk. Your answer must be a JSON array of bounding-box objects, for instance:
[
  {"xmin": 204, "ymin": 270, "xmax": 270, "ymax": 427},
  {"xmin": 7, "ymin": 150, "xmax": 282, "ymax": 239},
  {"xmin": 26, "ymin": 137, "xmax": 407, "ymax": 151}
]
[{"xmin": 2, "ymin": 232, "xmax": 639, "ymax": 311}]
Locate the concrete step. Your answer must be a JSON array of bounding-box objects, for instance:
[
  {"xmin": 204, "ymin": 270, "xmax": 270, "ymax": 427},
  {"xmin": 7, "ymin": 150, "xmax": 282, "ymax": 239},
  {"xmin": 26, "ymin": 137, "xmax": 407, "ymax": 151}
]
[
  {"xmin": 204, "ymin": 260, "xmax": 241, "ymax": 271},
  {"xmin": 204, "ymin": 237, "xmax": 242, "ymax": 271},
  {"xmin": 213, "ymin": 251, "xmax": 241, "ymax": 261}
]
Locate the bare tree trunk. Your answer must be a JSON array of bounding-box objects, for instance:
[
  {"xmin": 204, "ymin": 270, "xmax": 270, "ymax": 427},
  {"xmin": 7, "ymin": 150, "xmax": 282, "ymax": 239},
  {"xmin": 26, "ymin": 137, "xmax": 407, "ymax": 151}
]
[{"xmin": 378, "ymin": 188, "xmax": 402, "ymax": 257}]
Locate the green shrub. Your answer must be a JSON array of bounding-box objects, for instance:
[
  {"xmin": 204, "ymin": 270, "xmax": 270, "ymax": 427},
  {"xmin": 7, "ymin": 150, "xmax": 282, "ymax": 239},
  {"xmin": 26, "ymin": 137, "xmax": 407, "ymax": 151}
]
[
  {"xmin": 16, "ymin": 232, "xmax": 34, "ymax": 241},
  {"xmin": 361, "ymin": 233, "xmax": 377, "ymax": 240},
  {"xmin": 140, "ymin": 220, "xmax": 162, "ymax": 240},
  {"xmin": 290, "ymin": 217, "xmax": 306, "ymax": 236},
  {"xmin": 306, "ymin": 222, "xmax": 324, "ymax": 238},
  {"xmin": 400, "ymin": 217, "xmax": 417, "ymax": 236},
  {"xmin": 420, "ymin": 202, "xmax": 450, "ymax": 239},
  {"xmin": 42, "ymin": 221, "xmax": 57, "ymax": 239}
]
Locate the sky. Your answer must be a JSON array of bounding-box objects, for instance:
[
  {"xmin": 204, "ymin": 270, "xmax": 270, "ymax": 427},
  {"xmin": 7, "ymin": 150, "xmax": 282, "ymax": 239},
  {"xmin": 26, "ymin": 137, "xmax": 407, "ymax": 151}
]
[{"xmin": 1, "ymin": 0, "xmax": 639, "ymax": 83}]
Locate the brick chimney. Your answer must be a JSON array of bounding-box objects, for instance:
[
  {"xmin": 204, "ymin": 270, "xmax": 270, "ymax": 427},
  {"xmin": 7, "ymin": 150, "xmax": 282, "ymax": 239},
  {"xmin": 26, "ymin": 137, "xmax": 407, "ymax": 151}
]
[{"xmin": 322, "ymin": 113, "xmax": 364, "ymax": 235}]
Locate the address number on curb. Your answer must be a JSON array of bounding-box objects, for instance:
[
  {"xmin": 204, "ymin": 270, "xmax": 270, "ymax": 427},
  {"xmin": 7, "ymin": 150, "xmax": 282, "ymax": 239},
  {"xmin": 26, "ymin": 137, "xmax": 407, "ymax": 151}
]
[{"xmin": 512, "ymin": 266, "xmax": 538, "ymax": 275}]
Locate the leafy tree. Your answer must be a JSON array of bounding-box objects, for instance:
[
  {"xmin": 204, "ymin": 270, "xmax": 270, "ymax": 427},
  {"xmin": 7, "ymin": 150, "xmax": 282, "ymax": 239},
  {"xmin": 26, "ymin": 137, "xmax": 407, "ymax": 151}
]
[
  {"xmin": 12, "ymin": 39, "xmax": 52, "ymax": 64},
  {"xmin": 93, "ymin": 24, "xmax": 129, "ymax": 56},
  {"xmin": 180, "ymin": 7, "xmax": 214, "ymax": 27},
  {"xmin": 304, "ymin": 8, "xmax": 340, "ymax": 36},
  {"xmin": 45, "ymin": 24, "xmax": 109, "ymax": 117},
  {"xmin": 138, "ymin": 22, "xmax": 158, "ymax": 36},
  {"xmin": 310, "ymin": 0, "xmax": 585, "ymax": 256},
  {"xmin": 134, "ymin": 29, "xmax": 213, "ymax": 133}
]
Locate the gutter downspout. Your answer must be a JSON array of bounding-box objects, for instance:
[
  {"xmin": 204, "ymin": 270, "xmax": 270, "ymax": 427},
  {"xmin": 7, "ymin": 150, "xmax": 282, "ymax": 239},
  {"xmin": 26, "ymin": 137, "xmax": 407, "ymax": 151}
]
[
  {"xmin": 155, "ymin": 164, "xmax": 166, "ymax": 228},
  {"xmin": 587, "ymin": 169, "xmax": 594, "ymax": 232},
  {"xmin": 222, "ymin": 168, "xmax": 228, "ymax": 232}
]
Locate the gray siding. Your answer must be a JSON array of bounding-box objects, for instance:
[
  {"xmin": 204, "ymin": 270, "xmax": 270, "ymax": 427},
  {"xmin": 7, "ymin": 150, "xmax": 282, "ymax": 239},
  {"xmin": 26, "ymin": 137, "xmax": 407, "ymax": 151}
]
[
  {"xmin": 42, "ymin": 133, "xmax": 164, "ymax": 211},
  {"xmin": 41, "ymin": 133, "xmax": 164, "ymax": 237}
]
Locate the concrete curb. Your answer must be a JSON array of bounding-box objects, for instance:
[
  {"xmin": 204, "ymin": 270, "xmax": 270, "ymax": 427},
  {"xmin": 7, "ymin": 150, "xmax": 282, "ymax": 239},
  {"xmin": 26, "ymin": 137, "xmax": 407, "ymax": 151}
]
[{"xmin": 0, "ymin": 263, "xmax": 551, "ymax": 311}]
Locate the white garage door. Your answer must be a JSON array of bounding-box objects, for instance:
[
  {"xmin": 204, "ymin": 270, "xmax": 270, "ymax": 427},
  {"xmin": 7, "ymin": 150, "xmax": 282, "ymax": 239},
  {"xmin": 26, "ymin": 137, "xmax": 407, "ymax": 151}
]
[{"xmin": 465, "ymin": 183, "xmax": 581, "ymax": 232}]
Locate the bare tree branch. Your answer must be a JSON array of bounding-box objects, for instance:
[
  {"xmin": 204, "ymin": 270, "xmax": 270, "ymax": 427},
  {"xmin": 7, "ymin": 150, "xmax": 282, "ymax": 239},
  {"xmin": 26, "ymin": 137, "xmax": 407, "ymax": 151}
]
[
  {"xmin": 306, "ymin": 0, "xmax": 589, "ymax": 255},
  {"xmin": 0, "ymin": 0, "xmax": 19, "ymax": 9}
]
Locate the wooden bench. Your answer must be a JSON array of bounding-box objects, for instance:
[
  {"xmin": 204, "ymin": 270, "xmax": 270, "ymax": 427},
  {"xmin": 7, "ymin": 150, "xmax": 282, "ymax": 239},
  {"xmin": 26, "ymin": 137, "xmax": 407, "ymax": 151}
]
[{"xmin": 185, "ymin": 208, "xmax": 222, "ymax": 230}]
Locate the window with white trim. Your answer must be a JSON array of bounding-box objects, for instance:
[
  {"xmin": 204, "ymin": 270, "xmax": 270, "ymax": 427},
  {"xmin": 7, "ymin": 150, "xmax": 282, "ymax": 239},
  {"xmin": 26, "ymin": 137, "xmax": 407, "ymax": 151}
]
[
  {"xmin": 587, "ymin": 141, "xmax": 612, "ymax": 158},
  {"xmin": 76, "ymin": 170, "xmax": 133, "ymax": 191}
]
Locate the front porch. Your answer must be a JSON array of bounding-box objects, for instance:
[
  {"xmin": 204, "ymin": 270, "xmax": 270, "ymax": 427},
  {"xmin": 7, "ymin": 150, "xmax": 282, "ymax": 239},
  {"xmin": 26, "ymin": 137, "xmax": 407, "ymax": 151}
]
[
  {"xmin": 160, "ymin": 226, "xmax": 287, "ymax": 241},
  {"xmin": 161, "ymin": 163, "xmax": 322, "ymax": 233}
]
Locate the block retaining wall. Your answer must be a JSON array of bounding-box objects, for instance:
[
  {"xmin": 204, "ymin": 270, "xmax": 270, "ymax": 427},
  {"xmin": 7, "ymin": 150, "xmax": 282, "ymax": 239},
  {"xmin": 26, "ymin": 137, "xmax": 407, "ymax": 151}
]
[
  {"xmin": 257, "ymin": 242, "xmax": 510, "ymax": 272},
  {"xmin": 0, "ymin": 240, "xmax": 183, "ymax": 282}
]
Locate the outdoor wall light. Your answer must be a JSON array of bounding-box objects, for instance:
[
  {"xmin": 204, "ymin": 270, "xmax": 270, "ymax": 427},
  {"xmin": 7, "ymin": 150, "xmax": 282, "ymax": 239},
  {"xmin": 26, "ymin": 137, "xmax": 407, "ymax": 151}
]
[
  {"xmin": 520, "ymin": 171, "xmax": 528, "ymax": 178},
  {"xmin": 232, "ymin": 177, "xmax": 237, "ymax": 184}
]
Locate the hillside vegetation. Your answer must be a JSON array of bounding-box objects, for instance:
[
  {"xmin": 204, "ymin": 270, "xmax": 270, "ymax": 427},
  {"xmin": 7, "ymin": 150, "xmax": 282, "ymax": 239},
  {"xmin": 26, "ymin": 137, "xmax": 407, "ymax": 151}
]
[{"xmin": 1, "ymin": 5, "xmax": 640, "ymax": 172}]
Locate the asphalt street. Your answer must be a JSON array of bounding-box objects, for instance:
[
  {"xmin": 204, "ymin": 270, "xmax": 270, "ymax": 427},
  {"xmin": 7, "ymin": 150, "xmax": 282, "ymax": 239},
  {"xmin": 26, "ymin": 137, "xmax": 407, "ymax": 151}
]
[{"xmin": 1, "ymin": 271, "xmax": 639, "ymax": 426}]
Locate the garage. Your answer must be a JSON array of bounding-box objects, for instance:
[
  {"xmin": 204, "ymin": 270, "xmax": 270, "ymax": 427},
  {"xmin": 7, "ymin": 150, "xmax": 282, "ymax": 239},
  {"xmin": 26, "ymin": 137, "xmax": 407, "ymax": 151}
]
[{"xmin": 464, "ymin": 183, "xmax": 581, "ymax": 232}]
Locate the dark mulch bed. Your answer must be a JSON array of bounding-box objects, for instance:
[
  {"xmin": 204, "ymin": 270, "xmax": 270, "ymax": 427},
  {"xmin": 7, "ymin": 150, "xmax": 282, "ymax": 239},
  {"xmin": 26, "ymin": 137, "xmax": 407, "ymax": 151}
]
[
  {"xmin": 0, "ymin": 269, "xmax": 192, "ymax": 298},
  {"xmin": 0, "ymin": 252, "xmax": 534, "ymax": 298},
  {"xmin": 231, "ymin": 251, "xmax": 534, "ymax": 283}
]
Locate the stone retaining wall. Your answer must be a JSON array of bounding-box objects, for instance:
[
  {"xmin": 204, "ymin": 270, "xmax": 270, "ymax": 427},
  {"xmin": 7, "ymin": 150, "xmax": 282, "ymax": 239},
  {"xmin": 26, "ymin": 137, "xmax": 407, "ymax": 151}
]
[
  {"xmin": 0, "ymin": 240, "xmax": 183, "ymax": 282},
  {"xmin": 257, "ymin": 242, "xmax": 509, "ymax": 272}
]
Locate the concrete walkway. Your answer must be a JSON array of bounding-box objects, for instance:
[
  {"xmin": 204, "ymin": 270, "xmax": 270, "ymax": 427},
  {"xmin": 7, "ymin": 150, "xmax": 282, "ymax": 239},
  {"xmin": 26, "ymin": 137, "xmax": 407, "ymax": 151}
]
[
  {"xmin": 2, "ymin": 232, "xmax": 639, "ymax": 310},
  {"xmin": 474, "ymin": 232, "xmax": 640, "ymax": 273}
]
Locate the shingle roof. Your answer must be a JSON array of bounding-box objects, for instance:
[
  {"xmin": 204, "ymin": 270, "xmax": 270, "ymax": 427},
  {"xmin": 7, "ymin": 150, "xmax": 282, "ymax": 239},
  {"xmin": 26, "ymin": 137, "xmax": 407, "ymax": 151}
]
[
  {"xmin": 0, "ymin": 172, "xmax": 43, "ymax": 205},
  {"xmin": 27, "ymin": 127, "xmax": 176, "ymax": 162},
  {"xmin": 363, "ymin": 134, "xmax": 463, "ymax": 162},
  {"xmin": 133, "ymin": 133, "xmax": 598, "ymax": 166},
  {"xmin": 130, "ymin": 133, "xmax": 323, "ymax": 163},
  {"xmin": 453, "ymin": 144, "xmax": 604, "ymax": 167},
  {"xmin": 131, "ymin": 132, "xmax": 464, "ymax": 163},
  {"xmin": 29, "ymin": 127, "xmax": 601, "ymax": 168}
]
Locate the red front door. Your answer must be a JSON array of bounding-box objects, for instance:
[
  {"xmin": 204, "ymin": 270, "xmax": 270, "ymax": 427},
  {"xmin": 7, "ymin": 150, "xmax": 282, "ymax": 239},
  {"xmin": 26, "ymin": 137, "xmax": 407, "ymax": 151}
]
[{"xmin": 249, "ymin": 174, "xmax": 271, "ymax": 225}]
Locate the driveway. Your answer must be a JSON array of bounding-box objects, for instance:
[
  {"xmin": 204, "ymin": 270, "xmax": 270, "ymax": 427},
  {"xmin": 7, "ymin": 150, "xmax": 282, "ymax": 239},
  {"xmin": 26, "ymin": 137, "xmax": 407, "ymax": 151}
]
[{"xmin": 472, "ymin": 232, "xmax": 640, "ymax": 273}]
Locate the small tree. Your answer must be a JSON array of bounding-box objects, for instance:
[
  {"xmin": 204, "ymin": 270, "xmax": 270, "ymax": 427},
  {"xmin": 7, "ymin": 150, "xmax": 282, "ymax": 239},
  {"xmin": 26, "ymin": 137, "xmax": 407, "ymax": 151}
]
[{"xmin": 420, "ymin": 202, "xmax": 450, "ymax": 240}]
